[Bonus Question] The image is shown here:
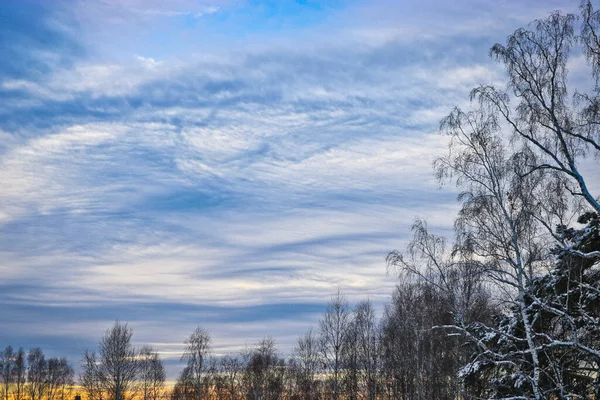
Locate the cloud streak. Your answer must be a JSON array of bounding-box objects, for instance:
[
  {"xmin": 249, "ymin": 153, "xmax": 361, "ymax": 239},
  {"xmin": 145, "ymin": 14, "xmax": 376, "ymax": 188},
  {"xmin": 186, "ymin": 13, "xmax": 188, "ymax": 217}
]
[{"xmin": 0, "ymin": 0, "xmax": 585, "ymax": 379}]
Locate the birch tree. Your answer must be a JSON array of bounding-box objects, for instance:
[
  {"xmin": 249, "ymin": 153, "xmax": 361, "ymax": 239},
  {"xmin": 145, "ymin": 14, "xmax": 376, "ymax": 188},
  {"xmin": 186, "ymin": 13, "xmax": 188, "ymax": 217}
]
[
  {"xmin": 138, "ymin": 346, "xmax": 165, "ymax": 400},
  {"xmin": 26, "ymin": 348, "xmax": 47, "ymax": 400},
  {"xmin": 353, "ymin": 300, "xmax": 380, "ymax": 400},
  {"xmin": 97, "ymin": 322, "xmax": 138, "ymax": 400},
  {"xmin": 80, "ymin": 350, "xmax": 103, "ymax": 400},
  {"xmin": 181, "ymin": 327, "xmax": 212, "ymax": 400},
  {"xmin": 242, "ymin": 337, "xmax": 285, "ymax": 400},
  {"xmin": 13, "ymin": 348, "xmax": 25, "ymax": 400},
  {"xmin": 220, "ymin": 355, "xmax": 243, "ymax": 400},
  {"xmin": 0, "ymin": 346, "xmax": 14, "ymax": 400},
  {"xmin": 291, "ymin": 329, "xmax": 321, "ymax": 400},
  {"xmin": 46, "ymin": 358, "xmax": 74, "ymax": 400},
  {"xmin": 318, "ymin": 289, "xmax": 350, "ymax": 400}
]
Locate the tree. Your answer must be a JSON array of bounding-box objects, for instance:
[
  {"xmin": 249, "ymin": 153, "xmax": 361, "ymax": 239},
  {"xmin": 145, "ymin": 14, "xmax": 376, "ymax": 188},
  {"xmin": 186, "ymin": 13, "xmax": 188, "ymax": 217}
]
[
  {"xmin": 220, "ymin": 355, "xmax": 244, "ymax": 400},
  {"xmin": 474, "ymin": 7, "xmax": 600, "ymax": 216},
  {"xmin": 26, "ymin": 348, "xmax": 47, "ymax": 400},
  {"xmin": 318, "ymin": 289, "xmax": 350, "ymax": 400},
  {"xmin": 0, "ymin": 346, "xmax": 14, "ymax": 400},
  {"xmin": 242, "ymin": 338, "xmax": 285, "ymax": 400},
  {"xmin": 172, "ymin": 367, "xmax": 195, "ymax": 400},
  {"xmin": 138, "ymin": 346, "xmax": 165, "ymax": 400},
  {"xmin": 80, "ymin": 349, "xmax": 104, "ymax": 400},
  {"xmin": 98, "ymin": 322, "xmax": 138, "ymax": 400},
  {"xmin": 181, "ymin": 327, "xmax": 212, "ymax": 400},
  {"xmin": 206, "ymin": 357, "xmax": 228, "ymax": 400},
  {"xmin": 380, "ymin": 283, "xmax": 418, "ymax": 400},
  {"xmin": 13, "ymin": 348, "xmax": 25, "ymax": 400},
  {"xmin": 386, "ymin": 218, "xmax": 499, "ymax": 400},
  {"xmin": 353, "ymin": 300, "xmax": 380, "ymax": 400},
  {"xmin": 341, "ymin": 317, "xmax": 359, "ymax": 400},
  {"xmin": 55, "ymin": 359, "xmax": 74, "ymax": 400},
  {"xmin": 437, "ymin": 104, "xmax": 553, "ymax": 398},
  {"xmin": 463, "ymin": 3, "xmax": 600, "ymax": 398},
  {"xmin": 436, "ymin": 66, "xmax": 578, "ymax": 398},
  {"xmin": 46, "ymin": 357, "xmax": 74, "ymax": 400},
  {"xmin": 291, "ymin": 329, "xmax": 321, "ymax": 400}
]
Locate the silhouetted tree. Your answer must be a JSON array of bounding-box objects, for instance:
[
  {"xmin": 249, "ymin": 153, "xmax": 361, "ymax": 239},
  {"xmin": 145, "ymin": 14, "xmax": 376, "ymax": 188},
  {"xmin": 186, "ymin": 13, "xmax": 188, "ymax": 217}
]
[
  {"xmin": 46, "ymin": 357, "xmax": 74, "ymax": 400},
  {"xmin": 318, "ymin": 290, "xmax": 350, "ymax": 400},
  {"xmin": 353, "ymin": 300, "xmax": 380, "ymax": 400},
  {"xmin": 242, "ymin": 338, "xmax": 284, "ymax": 400},
  {"xmin": 181, "ymin": 327, "xmax": 212, "ymax": 400},
  {"xmin": 26, "ymin": 348, "xmax": 47, "ymax": 400},
  {"xmin": 220, "ymin": 355, "xmax": 243, "ymax": 400},
  {"xmin": 139, "ymin": 346, "xmax": 165, "ymax": 400},
  {"xmin": 291, "ymin": 329, "xmax": 321, "ymax": 400},
  {"xmin": 172, "ymin": 367, "xmax": 195, "ymax": 400},
  {"xmin": 80, "ymin": 350, "xmax": 103, "ymax": 400},
  {"xmin": 0, "ymin": 346, "xmax": 14, "ymax": 400},
  {"xmin": 13, "ymin": 348, "xmax": 25, "ymax": 400},
  {"xmin": 105, "ymin": 323, "xmax": 137, "ymax": 400}
]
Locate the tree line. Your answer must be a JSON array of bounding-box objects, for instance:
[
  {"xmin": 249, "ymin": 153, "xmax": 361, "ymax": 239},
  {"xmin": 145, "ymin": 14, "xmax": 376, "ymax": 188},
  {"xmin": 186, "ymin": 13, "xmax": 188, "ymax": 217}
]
[
  {"xmin": 0, "ymin": 287, "xmax": 487, "ymax": 400},
  {"xmin": 0, "ymin": 347, "xmax": 74, "ymax": 400},
  {"xmin": 3, "ymin": 1, "xmax": 600, "ymax": 399}
]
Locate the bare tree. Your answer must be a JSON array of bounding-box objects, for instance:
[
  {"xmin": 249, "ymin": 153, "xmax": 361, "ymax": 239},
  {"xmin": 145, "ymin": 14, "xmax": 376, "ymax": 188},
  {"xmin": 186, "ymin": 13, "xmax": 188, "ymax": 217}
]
[
  {"xmin": 474, "ymin": 4, "xmax": 600, "ymax": 216},
  {"xmin": 220, "ymin": 355, "xmax": 243, "ymax": 400},
  {"xmin": 380, "ymin": 283, "xmax": 419, "ymax": 400},
  {"xmin": 436, "ymin": 99, "xmax": 555, "ymax": 398},
  {"xmin": 55, "ymin": 359, "xmax": 74, "ymax": 400},
  {"xmin": 172, "ymin": 366, "xmax": 194, "ymax": 400},
  {"xmin": 13, "ymin": 348, "xmax": 25, "ymax": 400},
  {"xmin": 242, "ymin": 337, "xmax": 284, "ymax": 400},
  {"xmin": 26, "ymin": 348, "xmax": 47, "ymax": 400},
  {"xmin": 46, "ymin": 358, "xmax": 61, "ymax": 400},
  {"xmin": 0, "ymin": 346, "xmax": 14, "ymax": 400},
  {"xmin": 291, "ymin": 329, "xmax": 321, "ymax": 400},
  {"xmin": 341, "ymin": 317, "xmax": 360, "ymax": 400},
  {"xmin": 206, "ymin": 357, "xmax": 228, "ymax": 400},
  {"xmin": 139, "ymin": 346, "xmax": 165, "ymax": 400},
  {"xmin": 445, "ymin": 5, "xmax": 600, "ymax": 398},
  {"xmin": 353, "ymin": 299, "xmax": 380, "ymax": 400},
  {"xmin": 318, "ymin": 289, "xmax": 350, "ymax": 400},
  {"xmin": 181, "ymin": 327, "xmax": 212, "ymax": 400},
  {"xmin": 437, "ymin": 105, "xmax": 550, "ymax": 398},
  {"xmin": 379, "ymin": 271, "xmax": 485, "ymax": 400},
  {"xmin": 46, "ymin": 358, "xmax": 74, "ymax": 400},
  {"xmin": 97, "ymin": 322, "xmax": 138, "ymax": 400},
  {"xmin": 80, "ymin": 350, "xmax": 103, "ymax": 400}
]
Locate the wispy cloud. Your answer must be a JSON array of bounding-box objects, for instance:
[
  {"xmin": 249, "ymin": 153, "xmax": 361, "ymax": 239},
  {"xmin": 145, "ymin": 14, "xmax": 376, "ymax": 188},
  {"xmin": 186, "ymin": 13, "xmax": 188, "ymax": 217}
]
[
  {"xmin": 0, "ymin": 0, "xmax": 584, "ymax": 378},
  {"xmin": 194, "ymin": 6, "xmax": 219, "ymax": 18},
  {"xmin": 128, "ymin": 5, "xmax": 219, "ymax": 19}
]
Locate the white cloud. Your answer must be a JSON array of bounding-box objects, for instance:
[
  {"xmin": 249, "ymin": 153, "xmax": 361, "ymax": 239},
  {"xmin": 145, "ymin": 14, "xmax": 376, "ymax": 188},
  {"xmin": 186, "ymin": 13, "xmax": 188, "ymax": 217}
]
[{"xmin": 194, "ymin": 6, "xmax": 219, "ymax": 18}]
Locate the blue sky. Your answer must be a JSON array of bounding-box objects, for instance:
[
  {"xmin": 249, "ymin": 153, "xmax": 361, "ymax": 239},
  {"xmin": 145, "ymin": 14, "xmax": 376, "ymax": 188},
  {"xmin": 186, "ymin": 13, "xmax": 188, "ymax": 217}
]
[{"xmin": 0, "ymin": 0, "xmax": 582, "ymax": 378}]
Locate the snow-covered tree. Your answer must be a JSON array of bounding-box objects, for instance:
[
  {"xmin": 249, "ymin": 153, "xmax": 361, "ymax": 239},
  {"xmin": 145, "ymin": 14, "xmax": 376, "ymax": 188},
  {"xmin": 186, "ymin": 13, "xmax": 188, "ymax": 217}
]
[{"xmin": 390, "ymin": 3, "xmax": 600, "ymax": 399}]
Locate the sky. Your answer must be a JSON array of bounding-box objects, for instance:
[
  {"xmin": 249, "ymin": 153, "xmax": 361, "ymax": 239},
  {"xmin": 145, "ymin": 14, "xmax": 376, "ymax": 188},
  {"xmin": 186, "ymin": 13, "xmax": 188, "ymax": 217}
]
[{"xmin": 0, "ymin": 0, "xmax": 585, "ymax": 378}]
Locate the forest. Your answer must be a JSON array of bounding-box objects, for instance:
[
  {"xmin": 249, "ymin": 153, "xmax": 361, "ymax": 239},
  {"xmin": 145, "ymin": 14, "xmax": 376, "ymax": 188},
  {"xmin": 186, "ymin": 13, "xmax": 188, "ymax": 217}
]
[{"xmin": 2, "ymin": 1, "xmax": 600, "ymax": 399}]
